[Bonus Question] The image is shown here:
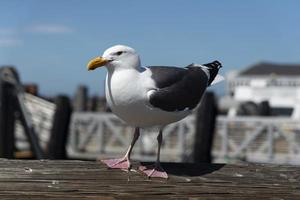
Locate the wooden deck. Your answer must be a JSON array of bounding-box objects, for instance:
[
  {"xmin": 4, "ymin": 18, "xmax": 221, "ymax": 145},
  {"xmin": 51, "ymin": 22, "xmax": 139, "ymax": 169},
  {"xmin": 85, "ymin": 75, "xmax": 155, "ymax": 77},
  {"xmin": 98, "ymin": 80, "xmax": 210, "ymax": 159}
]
[{"xmin": 0, "ymin": 159, "xmax": 299, "ymax": 199}]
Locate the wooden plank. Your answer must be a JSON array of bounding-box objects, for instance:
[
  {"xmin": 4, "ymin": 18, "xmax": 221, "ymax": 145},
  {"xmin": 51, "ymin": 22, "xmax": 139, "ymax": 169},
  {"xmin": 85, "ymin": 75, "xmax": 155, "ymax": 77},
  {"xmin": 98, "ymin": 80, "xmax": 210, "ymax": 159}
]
[{"xmin": 0, "ymin": 159, "xmax": 298, "ymax": 199}]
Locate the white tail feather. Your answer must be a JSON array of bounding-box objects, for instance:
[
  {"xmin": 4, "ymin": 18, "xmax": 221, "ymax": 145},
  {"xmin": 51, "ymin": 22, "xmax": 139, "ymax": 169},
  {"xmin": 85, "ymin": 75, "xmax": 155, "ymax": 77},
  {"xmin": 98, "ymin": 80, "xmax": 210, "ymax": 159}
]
[{"xmin": 210, "ymin": 74, "xmax": 225, "ymax": 86}]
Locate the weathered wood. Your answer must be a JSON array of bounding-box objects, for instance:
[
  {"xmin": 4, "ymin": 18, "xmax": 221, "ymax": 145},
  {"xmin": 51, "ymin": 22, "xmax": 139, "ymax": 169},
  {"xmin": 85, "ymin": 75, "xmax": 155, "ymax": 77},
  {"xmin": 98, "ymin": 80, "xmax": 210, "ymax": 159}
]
[
  {"xmin": 0, "ymin": 159, "xmax": 298, "ymax": 199},
  {"xmin": 194, "ymin": 92, "xmax": 217, "ymax": 163},
  {"xmin": 0, "ymin": 66, "xmax": 45, "ymax": 159},
  {"xmin": 73, "ymin": 85, "xmax": 88, "ymax": 111},
  {"xmin": 48, "ymin": 95, "xmax": 72, "ymax": 159},
  {"xmin": 0, "ymin": 79, "xmax": 16, "ymax": 158}
]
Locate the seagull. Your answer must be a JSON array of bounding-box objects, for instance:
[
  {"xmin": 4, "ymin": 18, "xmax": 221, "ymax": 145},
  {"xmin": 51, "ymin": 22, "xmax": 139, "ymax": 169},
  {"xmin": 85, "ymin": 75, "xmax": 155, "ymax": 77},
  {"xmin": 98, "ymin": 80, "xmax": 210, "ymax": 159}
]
[{"xmin": 87, "ymin": 45, "xmax": 223, "ymax": 179}]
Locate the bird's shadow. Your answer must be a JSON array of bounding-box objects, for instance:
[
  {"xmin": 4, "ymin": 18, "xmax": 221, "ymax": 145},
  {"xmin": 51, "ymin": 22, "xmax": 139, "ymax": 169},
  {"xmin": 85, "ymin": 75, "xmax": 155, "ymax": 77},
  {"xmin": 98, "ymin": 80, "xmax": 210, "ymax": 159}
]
[{"xmin": 140, "ymin": 162, "xmax": 225, "ymax": 177}]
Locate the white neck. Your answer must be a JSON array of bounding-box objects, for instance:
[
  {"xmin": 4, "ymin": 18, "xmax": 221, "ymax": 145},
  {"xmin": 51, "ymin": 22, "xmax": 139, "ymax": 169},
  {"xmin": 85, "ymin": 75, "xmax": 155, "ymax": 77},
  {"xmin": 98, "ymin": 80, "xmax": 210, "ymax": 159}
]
[{"xmin": 106, "ymin": 64, "xmax": 141, "ymax": 75}]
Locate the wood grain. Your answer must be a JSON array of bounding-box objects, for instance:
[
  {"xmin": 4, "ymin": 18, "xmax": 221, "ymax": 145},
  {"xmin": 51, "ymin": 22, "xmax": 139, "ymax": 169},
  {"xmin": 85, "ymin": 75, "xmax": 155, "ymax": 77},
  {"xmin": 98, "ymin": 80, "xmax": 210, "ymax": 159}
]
[{"xmin": 0, "ymin": 159, "xmax": 299, "ymax": 199}]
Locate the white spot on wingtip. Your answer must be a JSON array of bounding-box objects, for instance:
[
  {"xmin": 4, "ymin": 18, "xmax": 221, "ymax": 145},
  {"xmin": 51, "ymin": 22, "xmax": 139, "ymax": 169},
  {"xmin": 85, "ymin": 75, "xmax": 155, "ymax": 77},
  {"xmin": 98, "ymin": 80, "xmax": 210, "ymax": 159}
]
[{"xmin": 147, "ymin": 89, "xmax": 156, "ymax": 99}]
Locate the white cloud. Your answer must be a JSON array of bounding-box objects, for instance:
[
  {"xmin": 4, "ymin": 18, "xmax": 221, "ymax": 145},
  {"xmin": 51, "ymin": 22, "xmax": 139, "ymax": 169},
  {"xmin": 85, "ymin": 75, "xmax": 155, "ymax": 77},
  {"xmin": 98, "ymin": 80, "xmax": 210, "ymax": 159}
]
[
  {"xmin": 0, "ymin": 38, "xmax": 22, "ymax": 47},
  {"xmin": 0, "ymin": 24, "xmax": 73, "ymax": 47},
  {"xmin": 27, "ymin": 24, "xmax": 73, "ymax": 34}
]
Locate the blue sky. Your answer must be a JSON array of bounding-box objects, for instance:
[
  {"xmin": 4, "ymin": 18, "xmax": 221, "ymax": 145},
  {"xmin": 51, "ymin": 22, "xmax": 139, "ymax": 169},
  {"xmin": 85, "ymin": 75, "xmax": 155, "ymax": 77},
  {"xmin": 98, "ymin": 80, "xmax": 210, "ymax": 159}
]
[{"xmin": 0, "ymin": 0, "xmax": 300, "ymax": 96}]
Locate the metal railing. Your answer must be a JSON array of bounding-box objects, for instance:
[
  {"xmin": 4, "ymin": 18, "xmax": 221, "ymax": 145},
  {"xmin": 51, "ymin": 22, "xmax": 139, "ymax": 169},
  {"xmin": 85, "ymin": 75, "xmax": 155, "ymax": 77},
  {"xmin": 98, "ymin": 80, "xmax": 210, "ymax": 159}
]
[
  {"xmin": 67, "ymin": 113, "xmax": 300, "ymax": 164},
  {"xmin": 68, "ymin": 112, "xmax": 195, "ymax": 162},
  {"xmin": 213, "ymin": 116, "xmax": 300, "ymax": 164}
]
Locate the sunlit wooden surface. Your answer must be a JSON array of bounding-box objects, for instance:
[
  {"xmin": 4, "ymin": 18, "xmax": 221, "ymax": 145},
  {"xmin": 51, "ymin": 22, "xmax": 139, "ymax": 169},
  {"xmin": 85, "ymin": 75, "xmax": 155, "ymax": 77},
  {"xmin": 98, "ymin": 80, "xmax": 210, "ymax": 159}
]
[{"xmin": 0, "ymin": 159, "xmax": 299, "ymax": 199}]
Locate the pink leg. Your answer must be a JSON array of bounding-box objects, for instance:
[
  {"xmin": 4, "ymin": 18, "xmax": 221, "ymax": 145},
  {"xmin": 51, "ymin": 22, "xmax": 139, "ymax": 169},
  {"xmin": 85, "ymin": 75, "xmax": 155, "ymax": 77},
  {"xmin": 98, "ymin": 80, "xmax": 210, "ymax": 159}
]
[
  {"xmin": 101, "ymin": 127, "xmax": 140, "ymax": 170},
  {"xmin": 139, "ymin": 129, "xmax": 168, "ymax": 179}
]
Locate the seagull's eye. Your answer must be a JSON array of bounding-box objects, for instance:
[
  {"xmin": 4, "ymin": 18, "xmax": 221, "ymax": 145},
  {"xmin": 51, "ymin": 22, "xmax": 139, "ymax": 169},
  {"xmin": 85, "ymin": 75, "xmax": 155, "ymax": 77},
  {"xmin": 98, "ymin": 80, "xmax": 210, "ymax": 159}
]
[{"xmin": 115, "ymin": 51, "xmax": 123, "ymax": 56}]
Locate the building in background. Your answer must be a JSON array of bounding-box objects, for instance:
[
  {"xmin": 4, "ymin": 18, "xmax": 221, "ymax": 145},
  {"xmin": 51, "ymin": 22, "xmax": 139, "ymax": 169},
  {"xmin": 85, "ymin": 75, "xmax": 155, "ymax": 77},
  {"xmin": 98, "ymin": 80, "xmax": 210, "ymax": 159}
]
[{"xmin": 224, "ymin": 62, "xmax": 300, "ymax": 118}]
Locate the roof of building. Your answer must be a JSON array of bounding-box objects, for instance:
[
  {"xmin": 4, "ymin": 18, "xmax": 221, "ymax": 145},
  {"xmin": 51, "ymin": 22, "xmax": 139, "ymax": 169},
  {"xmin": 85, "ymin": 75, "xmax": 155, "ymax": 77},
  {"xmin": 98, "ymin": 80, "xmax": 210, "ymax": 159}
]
[{"xmin": 240, "ymin": 62, "xmax": 300, "ymax": 76}]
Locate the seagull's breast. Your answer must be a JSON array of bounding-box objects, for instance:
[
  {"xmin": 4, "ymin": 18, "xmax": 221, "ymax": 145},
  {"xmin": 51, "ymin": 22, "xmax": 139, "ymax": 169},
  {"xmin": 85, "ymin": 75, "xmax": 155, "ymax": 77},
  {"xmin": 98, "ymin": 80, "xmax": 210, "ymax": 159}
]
[
  {"xmin": 106, "ymin": 70, "xmax": 142, "ymax": 107},
  {"xmin": 105, "ymin": 68, "xmax": 190, "ymax": 127},
  {"xmin": 105, "ymin": 69, "xmax": 153, "ymax": 124}
]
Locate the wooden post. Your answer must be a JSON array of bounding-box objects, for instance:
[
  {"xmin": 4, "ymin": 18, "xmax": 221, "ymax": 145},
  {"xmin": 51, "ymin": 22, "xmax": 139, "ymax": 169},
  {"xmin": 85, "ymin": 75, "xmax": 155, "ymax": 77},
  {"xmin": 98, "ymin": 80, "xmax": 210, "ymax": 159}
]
[
  {"xmin": 193, "ymin": 92, "xmax": 217, "ymax": 163},
  {"xmin": 48, "ymin": 95, "xmax": 72, "ymax": 159},
  {"xmin": 0, "ymin": 72, "xmax": 16, "ymax": 158},
  {"xmin": 88, "ymin": 96, "xmax": 98, "ymax": 111},
  {"xmin": 0, "ymin": 67, "xmax": 45, "ymax": 159},
  {"xmin": 73, "ymin": 85, "xmax": 88, "ymax": 111}
]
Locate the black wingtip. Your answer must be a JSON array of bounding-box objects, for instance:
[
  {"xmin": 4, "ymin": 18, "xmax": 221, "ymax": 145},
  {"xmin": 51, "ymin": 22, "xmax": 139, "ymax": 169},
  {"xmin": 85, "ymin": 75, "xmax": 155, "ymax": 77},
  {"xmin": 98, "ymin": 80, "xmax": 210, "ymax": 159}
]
[
  {"xmin": 209, "ymin": 60, "xmax": 222, "ymax": 69},
  {"xmin": 203, "ymin": 60, "xmax": 223, "ymax": 86}
]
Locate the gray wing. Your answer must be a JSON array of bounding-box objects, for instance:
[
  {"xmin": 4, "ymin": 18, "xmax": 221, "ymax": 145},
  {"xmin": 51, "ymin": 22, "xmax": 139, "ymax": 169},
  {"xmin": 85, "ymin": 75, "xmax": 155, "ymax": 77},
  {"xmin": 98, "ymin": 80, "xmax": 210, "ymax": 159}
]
[{"xmin": 147, "ymin": 66, "xmax": 209, "ymax": 112}]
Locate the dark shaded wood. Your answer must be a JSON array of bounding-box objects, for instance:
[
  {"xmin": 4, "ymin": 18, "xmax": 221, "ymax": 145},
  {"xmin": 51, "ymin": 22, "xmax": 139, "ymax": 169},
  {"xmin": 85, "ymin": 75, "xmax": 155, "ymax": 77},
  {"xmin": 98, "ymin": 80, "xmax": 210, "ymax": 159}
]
[
  {"xmin": 0, "ymin": 159, "xmax": 299, "ymax": 199},
  {"xmin": 0, "ymin": 67, "xmax": 22, "ymax": 158},
  {"xmin": 0, "ymin": 81, "xmax": 16, "ymax": 158},
  {"xmin": 193, "ymin": 92, "xmax": 217, "ymax": 163},
  {"xmin": 48, "ymin": 95, "xmax": 72, "ymax": 159}
]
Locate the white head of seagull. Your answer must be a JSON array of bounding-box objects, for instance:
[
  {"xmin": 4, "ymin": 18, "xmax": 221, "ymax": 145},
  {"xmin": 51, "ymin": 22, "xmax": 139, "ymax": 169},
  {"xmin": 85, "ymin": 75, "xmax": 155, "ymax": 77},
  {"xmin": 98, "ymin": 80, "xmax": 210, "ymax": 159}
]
[{"xmin": 87, "ymin": 45, "xmax": 141, "ymax": 72}]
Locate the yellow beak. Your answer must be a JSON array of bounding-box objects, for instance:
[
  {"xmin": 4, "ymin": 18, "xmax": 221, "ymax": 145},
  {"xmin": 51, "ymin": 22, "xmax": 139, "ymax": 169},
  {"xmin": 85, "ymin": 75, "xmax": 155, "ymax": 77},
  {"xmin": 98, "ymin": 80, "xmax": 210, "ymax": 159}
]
[{"xmin": 87, "ymin": 57, "xmax": 109, "ymax": 71}]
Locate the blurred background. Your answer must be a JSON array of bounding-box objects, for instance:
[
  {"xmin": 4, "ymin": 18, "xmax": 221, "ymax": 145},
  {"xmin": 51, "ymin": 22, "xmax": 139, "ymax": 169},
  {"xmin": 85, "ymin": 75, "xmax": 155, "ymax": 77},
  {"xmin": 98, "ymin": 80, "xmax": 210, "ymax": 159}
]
[{"xmin": 1, "ymin": 0, "xmax": 300, "ymax": 164}]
